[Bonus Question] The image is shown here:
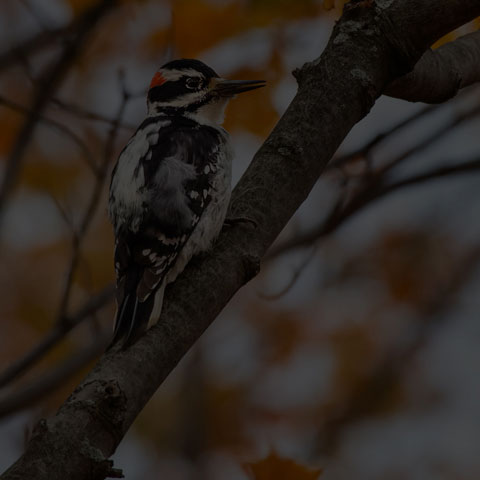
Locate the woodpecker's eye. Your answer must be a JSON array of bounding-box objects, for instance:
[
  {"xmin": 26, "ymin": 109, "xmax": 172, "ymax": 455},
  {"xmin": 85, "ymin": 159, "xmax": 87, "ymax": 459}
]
[{"xmin": 186, "ymin": 77, "xmax": 201, "ymax": 89}]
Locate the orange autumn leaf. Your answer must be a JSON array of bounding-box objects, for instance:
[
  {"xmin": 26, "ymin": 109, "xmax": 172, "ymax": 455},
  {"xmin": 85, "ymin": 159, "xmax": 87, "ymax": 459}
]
[
  {"xmin": 172, "ymin": 1, "xmax": 244, "ymax": 58},
  {"xmin": 323, "ymin": 0, "xmax": 335, "ymax": 10},
  {"xmin": 244, "ymin": 451, "xmax": 322, "ymax": 480}
]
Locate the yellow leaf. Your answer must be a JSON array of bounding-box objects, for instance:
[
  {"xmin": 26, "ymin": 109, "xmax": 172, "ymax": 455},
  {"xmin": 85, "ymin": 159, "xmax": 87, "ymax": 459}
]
[{"xmin": 245, "ymin": 451, "xmax": 322, "ymax": 480}]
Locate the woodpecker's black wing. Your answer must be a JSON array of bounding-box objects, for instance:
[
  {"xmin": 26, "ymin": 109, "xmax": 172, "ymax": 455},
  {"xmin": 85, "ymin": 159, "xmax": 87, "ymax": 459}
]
[{"xmin": 109, "ymin": 117, "xmax": 223, "ymax": 346}]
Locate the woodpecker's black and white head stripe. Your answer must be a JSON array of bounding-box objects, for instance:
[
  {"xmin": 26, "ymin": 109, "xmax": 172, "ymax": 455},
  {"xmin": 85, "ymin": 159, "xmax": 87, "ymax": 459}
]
[
  {"xmin": 147, "ymin": 59, "xmax": 220, "ymax": 116},
  {"xmin": 147, "ymin": 58, "xmax": 265, "ymax": 121},
  {"xmin": 108, "ymin": 59, "xmax": 265, "ymax": 347}
]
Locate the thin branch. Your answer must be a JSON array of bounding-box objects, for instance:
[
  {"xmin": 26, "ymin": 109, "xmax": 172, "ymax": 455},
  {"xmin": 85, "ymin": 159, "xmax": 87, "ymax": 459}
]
[
  {"xmin": 51, "ymin": 97, "xmax": 136, "ymax": 130},
  {"xmin": 270, "ymin": 99, "xmax": 480, "ymax": 261},
  {"xmin": 267, "ymin": 156, "xmax": 480, "ymax": 259},
  {"xmin": 0, "ymin": 94, "xmax": 98, "ymax": 174},
  {"xmin": 376, "ymin": 101, "xmax": 480, "ymax": 175},
  {"xmin": 0, "ymin": 332, "xmax": 110, "ymax": 419},
  {"xmin": 259, "ymin": 245, "xmax": 319, "ymax": 299},
  {"xmin": 0, "ymin": 55, "xmax": 127, "ymax": 392},
  {"xmin": 315, "ymin": 245, "xmax": 480, "ymax": 455},
  {"xmin": 0, "ymin": 0, "xmax": 116, "ymax": 232},
  {"xmin": 0, "ymin": 284, "xmax": 114, "ymax": 390},
  {"xmin": 55, "ymin": 72, "xmax": 129, "ymax": 326},
  {"xmin": 329, "ymin": 104, "xmax": 435, "ymax": 170},
  {"xmin": 0, "ymin": 26, "xmax": 69, "ymax": 72}
]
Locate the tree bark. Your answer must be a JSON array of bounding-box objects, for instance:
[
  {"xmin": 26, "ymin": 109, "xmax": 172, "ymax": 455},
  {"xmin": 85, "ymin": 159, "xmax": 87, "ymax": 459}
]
[
  {"xmin": 386, "ymin": 30, "xmax": 480, "ymax": 102},
  {"xmin": 2, "ymin": 1, "xmax": 480, "ymax": 479}
]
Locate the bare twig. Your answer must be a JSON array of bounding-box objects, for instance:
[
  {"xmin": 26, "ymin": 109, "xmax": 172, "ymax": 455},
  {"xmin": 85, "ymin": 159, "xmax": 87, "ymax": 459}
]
[
  {"xmin": 0, "ymin": 0, "xmax": 116, "ymax": 232},
  {"xmin": 267, "ymin": 96, "xmax": 480, "ymax": 262},
  {"xmin": 51, "ymin": 97, "xmax": 136, "ymax": 130},
  {"xmin": 0, "ymin": 63, "xmax": 127, "ymax": 393},
  {"xmin": 268, "ymin": 156, "xmax": 480, "ymax": 259},
  {"xmin": 56, "ymin": 71, "xmax": 129, "ymax": 326},
  {"xmin": 0, "ymin": 332, "xmax": 110, "ymax": 419},
  {"xmin": 0, "ymin": 284, "xmax": 114, "ymax": 389},
  {"xmin": 259, "ymin": 245, "xmax": 319, "ymax": 299},
  {"xmin": 376, "ymin": 101, "xmax": 480, "ymax": 175},
  {"xmin": 329, "ymin": 104, "xmax": 435, "ymax": 170},
  {"xmin": 330, "ymin": 86, "xmax": 477, "ymax": 176},
  {"xmin": 0, "ymin": 26, "xmax": 69, "ymax": 72},
  {"xmin": 0, "ymin": 94, "xmax": 98, "ymax": 173},
  {"xmin": 315, "ymin": 246, "xmax": 480, "ymax": 455}
]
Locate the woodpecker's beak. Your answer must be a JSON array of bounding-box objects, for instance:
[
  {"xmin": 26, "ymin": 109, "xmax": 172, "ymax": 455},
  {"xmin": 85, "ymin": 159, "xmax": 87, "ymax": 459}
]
[{"xmin": 213, "ymin": 78, "xmax": 266, "ymax": 97}]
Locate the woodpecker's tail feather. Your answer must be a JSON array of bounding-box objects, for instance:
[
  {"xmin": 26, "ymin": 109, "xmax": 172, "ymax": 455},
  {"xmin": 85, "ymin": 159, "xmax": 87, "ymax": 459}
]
[
  {"xmin": 108, "ymin": 279, "xmax": 167, "ymax": 349},
  {"xmin": 109, "ymin": 292, "xmax": 155, "ymax": 349}
]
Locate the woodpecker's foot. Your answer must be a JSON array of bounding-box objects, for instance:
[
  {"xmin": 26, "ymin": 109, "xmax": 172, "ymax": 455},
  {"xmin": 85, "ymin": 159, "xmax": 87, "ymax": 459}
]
[{"xmin": 223, "ymin": 216, "xmax": 257, "ymax": 230}]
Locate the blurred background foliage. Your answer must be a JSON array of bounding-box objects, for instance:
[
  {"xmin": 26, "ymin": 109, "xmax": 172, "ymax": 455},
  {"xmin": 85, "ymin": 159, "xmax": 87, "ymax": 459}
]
[{"xmin": 0, "ymin": 1, "xmax": 479, "ymax": 479}]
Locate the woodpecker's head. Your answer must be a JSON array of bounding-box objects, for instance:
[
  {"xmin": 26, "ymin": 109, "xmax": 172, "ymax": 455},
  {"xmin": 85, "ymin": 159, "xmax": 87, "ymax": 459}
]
[{"xmin": 147, "ymin": 59, "xmax": 265, "ymax": 125}]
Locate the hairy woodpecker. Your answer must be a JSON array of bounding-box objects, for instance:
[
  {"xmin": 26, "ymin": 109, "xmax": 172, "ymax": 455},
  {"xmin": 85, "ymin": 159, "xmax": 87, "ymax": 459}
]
[{"xmin": 108, "ymin": 58, "xmax": 265, "ymax": 347}]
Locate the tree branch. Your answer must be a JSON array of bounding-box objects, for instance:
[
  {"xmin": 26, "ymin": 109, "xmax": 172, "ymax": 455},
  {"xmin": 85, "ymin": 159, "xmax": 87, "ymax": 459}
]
[
  {"xmin": 0, "ymin": 94, "xmax": 98, "ymax": 173},
  {"xmin": 0, "ymin": 26, "xmax": 69, "ymax": 72},
  {"xmin": 51, "ymin": 97, "xmax": 136, "ymax": 130},
  {"xmin": 0, "ymin": 333, "xmax": 109, "ymax": 419},
  {"xmin": 328, "ymin": 103, "xmax": 435, "ymax": 171},
  {"xmin": 386, "ymin": 31, "xmax": 480, "ymax": 103},
  {"xmin": 55, "ymin": 72, "xmax": 129, "ymax": 327},
  {"xmin": 0, "ymin": 0, "xmax": 116, "ymax": 231},
  {"xmin": 267, "ymin": 156, "xmax": 480, "ymax": 259},
  {"xmin": 316, "ymin": 245, "xmax": 480, "ymax": 455},
  {"xmin": 2, "ymin": 1, "xmax": 480, "ymax": 479},
  {"xmin": 0, "ymin": 285, "xmax": 114, "ymax": 389}
]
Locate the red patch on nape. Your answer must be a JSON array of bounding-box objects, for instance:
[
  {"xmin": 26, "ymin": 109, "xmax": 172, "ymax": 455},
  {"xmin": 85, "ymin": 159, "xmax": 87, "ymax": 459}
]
[{"xmin": 149, "ymin": 71, "xmax": 166, "ymax": 89}]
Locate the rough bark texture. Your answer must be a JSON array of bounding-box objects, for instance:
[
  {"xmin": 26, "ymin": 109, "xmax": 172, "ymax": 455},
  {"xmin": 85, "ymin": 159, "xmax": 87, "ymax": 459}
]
[
  {"xmin": 3, "ymin": 1, "xmax": 480, "ymax": 479},
  {"xmin": 386, "ymin": 30, "xmax": 480, "ymax": 102}
]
